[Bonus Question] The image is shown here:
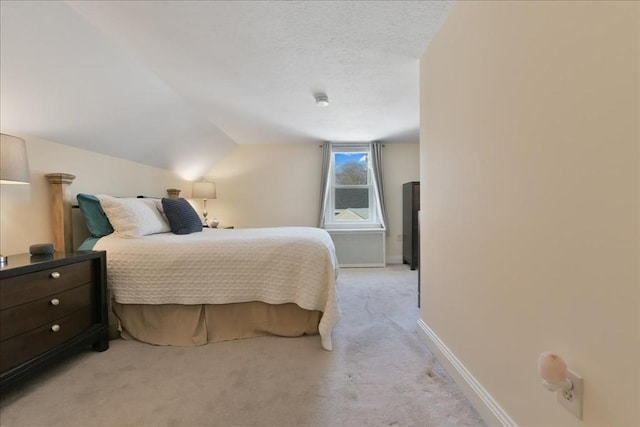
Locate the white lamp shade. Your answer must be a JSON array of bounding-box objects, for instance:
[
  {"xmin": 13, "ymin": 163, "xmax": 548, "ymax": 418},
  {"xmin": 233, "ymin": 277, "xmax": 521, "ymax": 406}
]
[
  {"xmin": 0, "ymin": 133, "xmax": 31, "ymax": 184},
  {"xmin": 192, "ymin": 180, "xmax": 217, "ymax": 199}
]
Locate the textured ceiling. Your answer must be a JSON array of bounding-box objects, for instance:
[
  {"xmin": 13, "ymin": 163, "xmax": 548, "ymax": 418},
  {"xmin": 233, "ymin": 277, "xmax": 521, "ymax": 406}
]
[{"xmin": 0, "ymin": 1, "xmax": 452, "ymax": 175}]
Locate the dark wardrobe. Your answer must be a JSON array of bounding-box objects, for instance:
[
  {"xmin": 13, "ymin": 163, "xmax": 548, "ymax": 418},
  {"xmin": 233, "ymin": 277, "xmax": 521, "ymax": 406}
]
[{"xmin": 402, "ymin": 181, "xmax": 420, "ymax": 270}]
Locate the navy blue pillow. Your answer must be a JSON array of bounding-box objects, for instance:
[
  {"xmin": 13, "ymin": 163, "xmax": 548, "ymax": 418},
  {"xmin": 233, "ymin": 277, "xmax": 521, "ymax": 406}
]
[{"xmin": 161, "ymin": 198, "xmax": 203, "ymax": 235}]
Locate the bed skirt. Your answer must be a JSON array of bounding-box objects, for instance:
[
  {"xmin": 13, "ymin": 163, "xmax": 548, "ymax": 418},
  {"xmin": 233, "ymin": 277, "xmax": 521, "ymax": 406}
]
[{"xmin": 111, "ymin": 301, "xmax": 322, "ymax": 346}]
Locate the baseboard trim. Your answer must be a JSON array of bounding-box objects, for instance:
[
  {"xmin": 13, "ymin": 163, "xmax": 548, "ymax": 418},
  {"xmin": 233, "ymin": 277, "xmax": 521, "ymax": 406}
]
[
  {"xmin": 417, "ymin": 319, "xmax": 517, "ymax": 427},
  {"xmin": 386, "ymin": 256, "xmax": 403, "ymax": 264}
]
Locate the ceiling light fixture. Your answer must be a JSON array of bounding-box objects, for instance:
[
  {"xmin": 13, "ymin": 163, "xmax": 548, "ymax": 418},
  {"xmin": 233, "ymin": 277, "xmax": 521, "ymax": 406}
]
[{"xmin": 315, "ymin": 94, "xmax": 329, "ymax": 107}]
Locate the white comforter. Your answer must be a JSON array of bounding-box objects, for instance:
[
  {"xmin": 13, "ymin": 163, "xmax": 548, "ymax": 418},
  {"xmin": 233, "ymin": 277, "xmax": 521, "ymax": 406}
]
[{"xmin": 94, "ymin": 227, "xmax": 340, "ymax": 350}]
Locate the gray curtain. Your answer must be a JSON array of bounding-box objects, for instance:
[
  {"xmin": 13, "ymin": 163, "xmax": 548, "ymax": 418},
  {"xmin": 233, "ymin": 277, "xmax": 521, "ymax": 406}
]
[
  {"xmin": 370, "ymin": 141, "xmax": 388, "ymax": 230},
  {"xmin": 318, "ymin": 142, "xmax": 331, "ymax": 227}
]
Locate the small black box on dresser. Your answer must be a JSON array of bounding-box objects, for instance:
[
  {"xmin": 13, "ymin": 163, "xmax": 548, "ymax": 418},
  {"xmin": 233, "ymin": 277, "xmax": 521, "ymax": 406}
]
[{"xmin": 0, "ymin": 251, "xmax": 108, "ymax": 391}]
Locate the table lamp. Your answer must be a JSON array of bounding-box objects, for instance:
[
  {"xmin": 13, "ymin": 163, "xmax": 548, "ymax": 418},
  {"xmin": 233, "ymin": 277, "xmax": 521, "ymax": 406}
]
[{"xmin": 1, "ymin": 133, "xmax": 31, "ymax": 265}]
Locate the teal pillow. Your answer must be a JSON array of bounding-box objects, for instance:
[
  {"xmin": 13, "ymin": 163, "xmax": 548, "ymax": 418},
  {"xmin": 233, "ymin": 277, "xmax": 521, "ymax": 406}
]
[
  {"xmin": 77, "ymin": 236, "xmax": 101, "ymax": 251},
  {"xmin": 161, "ymin": 198, "xmax": 203, "ymax": 235},
  {"xmin": 76, "ymin": 193, "xmax": 114, "ymax": 237}
]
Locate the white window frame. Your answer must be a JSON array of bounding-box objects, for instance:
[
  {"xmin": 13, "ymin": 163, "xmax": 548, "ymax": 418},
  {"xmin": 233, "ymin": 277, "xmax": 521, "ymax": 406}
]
[{"xmin": 323, "ymin": 143, "xmax": 384, "ymax": 230}]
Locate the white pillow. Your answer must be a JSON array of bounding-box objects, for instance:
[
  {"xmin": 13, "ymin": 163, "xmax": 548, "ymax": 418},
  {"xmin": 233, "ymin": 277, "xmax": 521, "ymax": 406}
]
[{"xmin": 96, "ymin": 195, "xmax": 170, "ymax": 237}]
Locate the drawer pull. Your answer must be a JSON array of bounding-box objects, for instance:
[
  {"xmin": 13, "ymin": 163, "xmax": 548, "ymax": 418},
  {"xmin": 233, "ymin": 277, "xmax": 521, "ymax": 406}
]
[
  {"xmin": 50, "ymin": 272, "xmax": 61, "ymax": 279},
  {"xmin": 51, "ymin": 324, "xmax": 61, "ymax": 332},
  {"xmin": 50, "ymin": 298, "xmax": 60, "ymax": 306}
]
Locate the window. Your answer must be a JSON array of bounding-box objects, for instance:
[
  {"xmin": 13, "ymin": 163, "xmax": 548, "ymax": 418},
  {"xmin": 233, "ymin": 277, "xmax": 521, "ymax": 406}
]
[{"xmin": 322, "ymin": 143, "xmax": 384, "ymax": 229}]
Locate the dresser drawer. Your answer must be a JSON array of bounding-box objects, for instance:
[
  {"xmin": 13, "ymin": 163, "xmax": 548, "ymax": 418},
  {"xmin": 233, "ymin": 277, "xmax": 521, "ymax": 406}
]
[
  {"xmin": 0, "ymin": 307, "xmax": 92, "ymax": 372},
  {"xmin": 0, "ymin": 284, "xmax": 93, "ymax": 341},
  {"xmin": 0, "ymin": 261, "xmax": 93, "ymax": 309}
]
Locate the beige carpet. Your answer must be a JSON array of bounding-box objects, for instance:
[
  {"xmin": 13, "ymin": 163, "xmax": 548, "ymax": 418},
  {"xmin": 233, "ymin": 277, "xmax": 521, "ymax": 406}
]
[{"xmin": 0, "ymin": 265, "xmax": 485, "ymax": 427}]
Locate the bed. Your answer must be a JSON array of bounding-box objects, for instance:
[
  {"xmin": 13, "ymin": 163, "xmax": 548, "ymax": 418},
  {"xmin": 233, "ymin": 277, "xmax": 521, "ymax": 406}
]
[{"xmin": 66, "ymin": 191, "xmax": 339, "ymax": 351}]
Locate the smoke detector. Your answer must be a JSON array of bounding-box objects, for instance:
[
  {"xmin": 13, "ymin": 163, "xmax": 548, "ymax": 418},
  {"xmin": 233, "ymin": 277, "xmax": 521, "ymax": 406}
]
[{"xmin": 315, "ymin": 93, "xmax": 329, "ymax": 106}]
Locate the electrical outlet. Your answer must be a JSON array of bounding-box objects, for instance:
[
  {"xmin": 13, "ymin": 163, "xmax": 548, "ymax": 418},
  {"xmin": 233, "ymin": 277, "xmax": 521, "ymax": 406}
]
[{"xmin": 557, "ymin": 369, "xmax": 583, "ymax": 420}]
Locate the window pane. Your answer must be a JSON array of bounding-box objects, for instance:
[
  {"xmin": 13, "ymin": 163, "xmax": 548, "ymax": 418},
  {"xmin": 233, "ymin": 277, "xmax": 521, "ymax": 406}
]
[
  {"xmin": 334, "ymin": 188, "xmax": 369, "ymax": 221},
  {"xmin": 335, "ymin": 152, "xmax": 368, "ymax": 185}
]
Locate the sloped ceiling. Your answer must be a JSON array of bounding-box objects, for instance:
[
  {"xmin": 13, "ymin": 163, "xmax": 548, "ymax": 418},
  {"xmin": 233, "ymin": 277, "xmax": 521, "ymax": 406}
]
[{"xmin": 0, "ymin": 1, "xmax": 452, "ymax": 176}]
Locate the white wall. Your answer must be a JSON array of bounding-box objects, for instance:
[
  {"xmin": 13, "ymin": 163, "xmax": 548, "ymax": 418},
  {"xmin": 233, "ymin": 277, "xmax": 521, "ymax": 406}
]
[
  {"xmin": 419, "ymin": 1, "xmax": 639, "ymax": 426},
  {"xmin": 207, "ymin": 143, "xmax": 419, "ymax": 263},
  {"xmin": 204, "ymin": 144, "xmax": 321, "ymax": 230},
  {"xmin": 0, "ymin": 136, "xmax": 418, "ymax": 262},
  {"xmin": 0, "ymin": 134, "xmax": 191, "ymax": 255},
  {"xmin": 382, "ymin": 143, "xmax": 420, "ymax": 263}
]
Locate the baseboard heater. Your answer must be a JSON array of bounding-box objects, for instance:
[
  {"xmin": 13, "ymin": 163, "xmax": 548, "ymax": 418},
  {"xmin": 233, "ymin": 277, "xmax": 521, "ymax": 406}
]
[{"xmin": 326, "ymin": 228, "xmax": 386, "ymax": 267}]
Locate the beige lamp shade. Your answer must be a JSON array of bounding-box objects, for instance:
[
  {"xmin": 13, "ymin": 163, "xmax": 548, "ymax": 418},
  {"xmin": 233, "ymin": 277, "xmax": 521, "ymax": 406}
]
[
  {"xmin": 192, "ymin": 180, "xmax": 217, "ymax": 199},
  {"xmin": 0, "ymin": 133, "xmax": 31, "ymax": 184}
]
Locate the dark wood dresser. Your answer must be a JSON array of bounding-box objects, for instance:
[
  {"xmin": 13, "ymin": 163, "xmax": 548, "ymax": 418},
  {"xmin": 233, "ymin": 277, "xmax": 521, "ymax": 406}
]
[
  {"xmin": 0, "ymin": 251, "xmax": 108, "ymax": 391},
  {"xmin": 402, "ymin": 181, "xmax": 420, "ymax": 270}
]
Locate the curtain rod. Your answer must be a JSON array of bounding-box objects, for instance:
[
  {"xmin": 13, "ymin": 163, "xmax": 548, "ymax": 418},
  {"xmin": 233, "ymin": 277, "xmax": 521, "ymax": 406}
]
[{"xmin": 319, "ymin": 143, "xmax": 386, "ymax": 148}]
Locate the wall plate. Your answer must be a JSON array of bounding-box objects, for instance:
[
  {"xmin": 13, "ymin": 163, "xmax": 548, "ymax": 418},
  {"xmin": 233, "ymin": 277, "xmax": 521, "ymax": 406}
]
[{"xmin": 557, "ymin": 369, "xmax": 583, "ymax": 420}]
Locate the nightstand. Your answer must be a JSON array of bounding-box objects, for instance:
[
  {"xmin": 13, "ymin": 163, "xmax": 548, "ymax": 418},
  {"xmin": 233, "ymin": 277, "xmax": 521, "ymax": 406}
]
[{"xmin": 0, "ymin": 251, "xmax": 108, "ymax": 391}]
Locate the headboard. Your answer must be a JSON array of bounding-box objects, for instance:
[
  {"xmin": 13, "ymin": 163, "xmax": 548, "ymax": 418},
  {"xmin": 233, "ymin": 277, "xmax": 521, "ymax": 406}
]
[
  {"xmin": 46, "ymin": 175, "xmax": 182, "ymax": 251},
  {"xmin": 45, "ymin": 173, "xmax": 76, "ymax": 253},
  {"xmin": 71, "ymin": 206, "xmax": 91, "ymax": 250}
]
